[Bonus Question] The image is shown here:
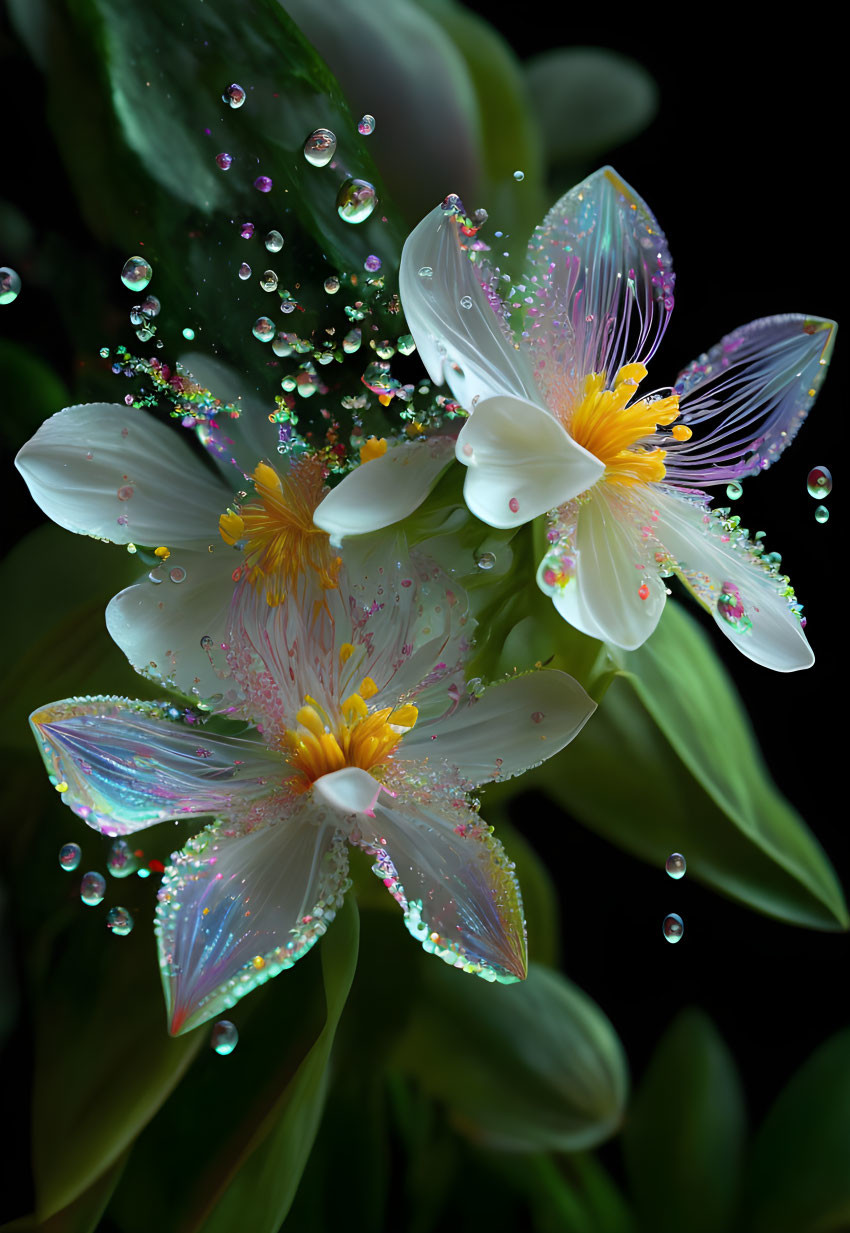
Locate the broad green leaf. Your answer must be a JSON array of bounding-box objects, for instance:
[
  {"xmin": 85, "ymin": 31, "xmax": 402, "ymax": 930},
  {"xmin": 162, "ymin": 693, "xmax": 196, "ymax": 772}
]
[
  {"xmin": 1, "ymin": 1149, "xmax": 129, "ymax": 1233},
  {"xmin": 394, "ymin": 961, "xmax": 628, "ymax": 1152},
  {"xmin": 523, "ymin": 1154, "xmax": 636, "ymax": 1233},
  {"xmin": 623, "ymin": 1009, "xmax": 745, "ymax": 1233},
  {"xmin": 533, "ymin": 601, "xmax": 847, "ymax": 929},
  {"xmin": 744, "ymin": 1029, "xmax": 850, "ymax": 1233},
  {"xmin": 0, "ymin": 340, "xmax": 69, "ymax": 453}
]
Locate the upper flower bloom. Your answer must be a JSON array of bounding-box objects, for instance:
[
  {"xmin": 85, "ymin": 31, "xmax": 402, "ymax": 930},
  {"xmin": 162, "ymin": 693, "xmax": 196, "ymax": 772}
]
[
  {"xmin": 30, "ymin": 550, "xmax": 595, "ymax": 1033},
  {"xmin": 317, "ymin": 169, "xmax": 836, "ymax": 671}
]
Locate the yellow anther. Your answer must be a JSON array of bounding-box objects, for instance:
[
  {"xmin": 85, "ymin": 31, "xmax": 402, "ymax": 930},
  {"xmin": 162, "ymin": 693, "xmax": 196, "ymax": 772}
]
[
  {"xmin": 672, "ymin": 424, "xmax": 693, "ymax": 441},
  {"xmin": 252, "ymin": 461, "xmax": 283, "ymax": 493},
  {"xmin": 339, "ymin": 642, "xmax": 356, "ymax": 665},
  {"xmin": 390, "ymin": 704, "xmax": 418, "ymax": 728},
  {"xmin": 615, "ymin": 363, "xmax": 649, "ymax": 386},
  {"xmin": 296, "ymin": 705, "xmax": 326, "ymax": 738},
  {"xmin": 154, "ymin": 546, "xmax": 171, "ymax": 560},
  {"xmin": 218, "ymin": 511, "xmax": 245, "ymax": 546},
  {"xmin": 359, "ymin": 436, "xmax": 388, "ymax": 464},
  {"xmin": 342, "ymin": 693, "xmax": 369, "ymax": 720},
  {"xmin": 359, "ymin": 677, "xmax": 379, "ymax": 699}
]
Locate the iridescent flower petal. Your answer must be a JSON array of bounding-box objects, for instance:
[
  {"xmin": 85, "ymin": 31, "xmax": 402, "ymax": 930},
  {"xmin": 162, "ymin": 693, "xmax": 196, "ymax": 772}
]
[
  {"xmin": 157, "ymin": 814, "xmax": 350, "ymax": 1034},
  {"xmin": 30, "ymin": 697, "xmax": 280, "ymax": 835},
  {"xmin": 399, "ymin": 201, "xmax": 541, "ymax": 411},
  {"xmin": 313, "ymin": 766, "xmax": 383, "ymax": 815},
  {"xmin": 359, "ymin": 786, "xmax": 527, "ymax": 982},
  {"xmin": 400, "ymin": 670, "xmax": 596, "ymax": 785},
  {"xmin": 15, "ymin": 403, "xmax": 227, "ymax": 547},
  {"xmin": 179, "ymin": 351, "xmax": 279, "ymax": 479},
  {"xmin": 665, "ymin": 314, "xmax": 837, "ymax": 485},
  {"xmin": 456, "ymin": 395, "xmax": 603, "ymax": 528}
]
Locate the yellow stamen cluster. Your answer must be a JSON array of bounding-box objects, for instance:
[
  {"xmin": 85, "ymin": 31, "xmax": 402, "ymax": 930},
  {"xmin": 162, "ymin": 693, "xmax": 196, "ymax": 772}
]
[
  {"xmin": 567, "ymin": 364, "xmax": 681, "ymax": 486},
  {"xmin": 219, "ymin": 455, "xmax": 341, "ymax": 604},
  {"xmin": 359, "ymin": 436, "xmax": 388, "ymax": 464}
]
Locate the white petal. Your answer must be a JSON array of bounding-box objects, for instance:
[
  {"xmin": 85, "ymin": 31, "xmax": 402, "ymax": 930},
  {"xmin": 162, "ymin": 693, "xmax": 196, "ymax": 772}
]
[
  {"xmin": 159, "ymin": 812, "xmax": 350, "ymax": 1034},
  {"xmin": 106, "ymin": 546, "xmax": 237, "ymax": 701},
  {"xmin": 179, "ymin": 351, "xmax": 279, "ymax": 480},
  {"xmin": 399, "ymin": 201, "xmax": 541, "ymax": 410},
  {"xmin": 314, "ymin": 437, "xmax": 456, "ymax": 542},
  {"xmin": 16, "ymin": 403, "xmax": 227, "ymax": 547},
  {"xmin": 652, "ymin": 488, "xmax": 814, "ymax": 672},
  {"xmin": 313, "ymin": 766, "xmax": 383, "ymax": 815},
  {"xmin": 549, "ymin": 485, "xmax": 666, "ymax": 650},
  {"xmin": 400, "ymin": 670, "xmax": 596, "ymax": 786},
  {"xmin": 457, "ymin": 396, "xmax": 604, "ymax": 529}
]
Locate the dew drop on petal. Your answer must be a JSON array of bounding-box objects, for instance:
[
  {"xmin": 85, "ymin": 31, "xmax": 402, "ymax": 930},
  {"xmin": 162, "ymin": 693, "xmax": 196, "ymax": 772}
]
[
  {"xmin": 665, "ymin": 852, "xmax": 687, "ymax": 879},
  {"xmin": 121, "ymin": 257, "xmax": 152, "ymax": 292},
  {"xmin": 807, "ymin": 466, "xmax": 832, "ymax": 499},
  {"xmin": 418, "ymin": 266, "xmax": 433, "ymax": 279},
  {"xmin": 211, "ymin": 1019, "xmax": 239, "ymax": 1055},
  {"xmin": 106, "ymin": 906, "xmax": 134, "ymax": 936},
  {"xmin": 336, "ymin": 178, "xmax": 378, "ymax": 224},
  {"xmin": 254, "ymin": 175, "xmax": 273, "ymax": 193},
  {"xmin": 459, "ymin": 295, "xmax": 473, "ymax": 310},
  {"xmin": 200, "ymin": 634, "xmax": 214, "ymax": 650},
  {"xmin": 0, "ymin": 267, "xmax": 22, "ymax": 304},
  {"xmin": 259, "ymin": 269, "xmax": 279, "ymax": 292},
  {"xmin": 662, "ymin": 913, "xmax": 684, "ymax": 943},
  {"xmin": 58, "ymin": 842, "xmax": 81, "ymax": 872},
  {"xmin": 216, "ymin": 152, "xmax": 233, "ymax": 171},
  {"xmin": 357, "ymin": 113, "xmax": 376, "ymax": 135},
  {"xmin": 815, "ymin": 504, "xmax": 830, "ymax": 524},
  {"xmin": 252, "ymin": 316, "xmax": 275, "ymax": 342},
  {"xmin": 80, "ymin": 871, "xmax": 107, "ymax": 906},
  {"xmin": 716, "ymin": 581, "xmax": 752, "ymax": 634},
  {"xmin": 238, "ymin": 262, "xmax": 252, "ymax": 281},
  {"xmin": 264, "ymin": 230, "xmax": 284, "ymax": 252},
  {"xmin": 726, "ymin": 480, "xmax": 743, "ymax": 500},
  {"xmin": 117, "ymin": 485, "xmax": 134, "ymax": 501},
  {"xmin": 107, "ymin": 838, "xmax": 139, "ymax": 879},
  {"xmin": 222, "ymin": 82, "xmax": 245, "ymax": 108},
  {"xmin": 148, "ymin": 567, "xmax": 164, "ymax": 584},
  {"xmin": 531, "ymin": 711, "xmax": 545, "ymax": 724},
  {"xmin": 476, "ymin": 551, "xmax": 496, "ymax": 570},
  {"xmin": 169, "ymin": 566, "xmax": 187, "ymax": 584},
  {"xmin": 303, "ymin": 128, "xmax": 337, "ymax": 167},
  {"xmin": 324, "ymin": 275, "xmax": 340, "ymax": 294}
]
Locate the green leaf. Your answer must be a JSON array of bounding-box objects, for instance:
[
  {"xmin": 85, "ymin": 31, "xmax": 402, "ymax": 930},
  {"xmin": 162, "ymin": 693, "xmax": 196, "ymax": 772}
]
[
  {"xmin": 744, "ymin": 1029, "xmax": 850, "ymax": 1233},
  {"xmin": 623, "ymin": 1009, "xmax": 746, "ymax": 1233},
  {"xmin": 523, "ymin": 1154, "xmax": 636, "ymax": 1233},
  {"xmin": 395, "ymin": 961, "xmax": 628, "ymax": 1152},
  {"xmin": 536, "ymin": 601, "xmax": 847, "ymax": 930},
  {"xmin": 1, "ymin": 1149, "xmax": 130, "ymax": 1233},
  {"xmin": 0, "ymin": 340, "xmax": 69, "ymax": 454}
]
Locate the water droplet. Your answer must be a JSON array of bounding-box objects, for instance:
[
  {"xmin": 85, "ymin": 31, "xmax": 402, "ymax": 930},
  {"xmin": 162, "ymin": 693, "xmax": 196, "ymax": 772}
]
[
  {"xmin": 303, "ymin": 128, "xmax": 337, "ymax": 167},
  {"xmin": 638, "ymin": 583, "xmax": 650, "ymax": 601},
  {"xmin": 459, "ymin": 295, "xmax": 473, "ymax": 310},
  {"xmin": 531, "ymin": 711, "xmax": 545, "ymax": 724},
  {"xmin": 726, "ymin": 480, "xmax": 743, "ymax": 500},
  {"xmin": 807, "ymin": 466, "xmax": 832, "ymax": 499},
  {"xmin": 508, "ymin": 497, "xmax": 520, "ymax": 514},
  {"xmin": 264, "ymin": 230, "xmax": 284, "ymax": 252},
  {"xmin": 272, "ymin": 334, "xmax": 292, "ymax": 357},
  {"xmin": 336, "ymin": 178, "xmax": 378, "ymax": 224},
  {"xmin": 357, "ymin": 113, "xmax": 376, "ymax": 136},
  {"xmin": 240, "ymin": 222, "xmax": 255, "ymax": 239},
  {"xmin": 254, "ymin": 175, "xmax": 273, "ymax": 193},
  {"xmin": 513, "ymin": 170, "xmax": 525, "ymax": 182},
  {"xmin": 182, "ymin": 327, "xmax": 195, "ymax": 340},
  {"xmin": 665, "ymin": 852, "xmax": 686, "ymax": 879},
  {"xmin": 815, "ymin": 504, "xmax": 830, "ymax": 524},
  {"xmin": 364, "ymin": 254, "xmax": 382, "ymax": 273},
  {"xmin": 222, "ymin": 82, "xmax": 246, "ymax": 108},
  {"xmin": 418, "ymin": 266, "xmax": 433, "ymax": 279},
  {"xmin": 252, "ymin": 316, "xmax": 275, "ymax": 342},
  {"xmin": 80, "ymin": 871, "xmax": 107, "ymax": 907},
  {"xmin": 259, "ymin": 269, "xmax": 279, "ymax": 292},
  {"xmin": 200, "ymin": 634, "xmax": 214, "ymax": 650},
  {"xmin": 716, "ymin": 581, "xmax": 752, "ymax": 634},
  {"xmin": 107, "ymin": 838, "xmax": 138, "ymax": 878},
  {"xmin": 324, "ymin": 275, "xmax": 340, "ymax": 294},
  {"xmin": 169, "ymin": 565, "xmax": 187, "ymax": 584},
  {"xmin": 148, "ymin": 567, "xmax": 164, "ymax": 584},
  {"xmin": 140, "ymin": 295, "xmax": 160, "ymax": 319},
  {"xmin": 0, "ymin": 267, "xmax": 21, "ymax": 305},
  {"xmin": 397, "ymin": 334, "xmax": 416, "ymax": 356},
  {"xmin": 58, "ymin": 842, "xmax": 81, "ymax": 872},
  {"xmin": 343, "ymin": 328, "xmax": 361, "ymax": 354},
  {"xmin": 238, "ymin": 262, "xmax": 252, "ymax": 281},
  {"xmin": 662, "ymin": 913, "xmax": 684, "ymax": 943},
  {"xmin": 280, "ymin": 300, "xmax": 296, "ymax": 315},
  {"xmin": 117, "ymin": 485, "xmax": 134, "ymax": 501},
  {"xmin": 121, "ymin": 257, "xmax": 152, "ymax": 292},
  {"xmin": 216, "ymin": 152, "xmax": 233, "ymax": 171},
  {"xmin": 106, "ymin": 906, "xmax": 134, "ymax": 936},
  {"xmin": 476, "ymin": 551, "xmax": 496, "ymax": 570},
  {"xmin": 211, "ymin": 1019, "xmax": 239, "ymax": 1055}
]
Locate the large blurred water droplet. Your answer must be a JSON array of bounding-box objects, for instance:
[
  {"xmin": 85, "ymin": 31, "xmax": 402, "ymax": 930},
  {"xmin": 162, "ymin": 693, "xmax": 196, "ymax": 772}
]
[
  {"xmin": 665, "ymin": 852, "xmax": 686, "ymax": 879},
  {"xmin": 303, "ymin": 128, "xmax": 337, "ymax": 167},
  {"xmin": 58, "ymin": 842, "xmax": 81, "ymax": 872},
  {"xmin": 121, "ymin": 257, "xmax": 152, "ymax": 292},
  {"xmin": 80, "ymin": 871, "xmax": 107, "ymax": 906},
  {"xmin": 107, "ymin": 838, "xmax": 139, "ymax": 879},
  {"xmin": 815, "ymin": 504, "xmax": 830, "ymax": 524},
  {"xmin": 222, "ymin": 82, "xmax": 246, "ymax": 109},
  {"xmin": 211, "ymin": 1019, "xmax": 239, "ymax": 1055},
  {"xmin": 662, "ymin": 913, "xmax": 684, "ymax": 943},
  {"xmin": 106, "ymin": 906, "xmax": 134, "ymax": 936},
  {"xmin": 476, "ymin": 551, "xmax": 496, "ymax": 570},
  {"xmin": 264, "ymin": 230, "xmax": 284, "ymax": 252},
  {"xmin": 336, "ymin": 178, "xmax": 377, "ymax": 224},
  {"xmin": 252, "ymin": 316, "xmax": 275, "ymax": 342},
  {"xmin": 357, "ymin": 113, "xmax": 376, "ymax": 135},
  {"xmin": 0, "ymin": 267, "xmax": 22, "ymax": 304},
  {"xmin": 807, "ymin": 466, "xmax": 832, "ymax": 499}
]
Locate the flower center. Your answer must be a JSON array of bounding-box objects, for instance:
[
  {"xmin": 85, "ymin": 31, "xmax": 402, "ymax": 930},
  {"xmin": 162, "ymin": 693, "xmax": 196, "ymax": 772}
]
[
  {"xmin": 281, "ymin": 668, "xmax": 419, "ymax": 791},
  {"xmin": 219, "ymin": 455, "xmax": 341, "ymax": 604},
  {"xmin": 566, "ymin": 363, "xmax": 684, "ymax": 486}
]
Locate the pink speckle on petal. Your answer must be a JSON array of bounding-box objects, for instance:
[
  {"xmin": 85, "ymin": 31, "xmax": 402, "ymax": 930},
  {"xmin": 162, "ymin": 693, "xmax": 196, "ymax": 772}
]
[
  {"xmin": 531, "ymin": 712, "xmax": 544, "ymax": 723},
  {"xmin": 509, "ymin": 497, "xmax": 520, "ymax": 513}
]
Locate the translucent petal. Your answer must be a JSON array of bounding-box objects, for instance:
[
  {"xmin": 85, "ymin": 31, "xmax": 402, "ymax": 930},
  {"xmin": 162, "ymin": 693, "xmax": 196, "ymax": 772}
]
[
  {"xmin": 157, "ymin": 813, "xmax": 350, "ymax": 1033},
  {"xmin": 666, "ymin": 315, "xmax": 837, "ymax": 485},
  {"xmin": 15, "ymin": 403, "xmax": 227, "ymax": 547},
  {"xmin": 523, "ymin": 166, "xmax": 674, "ymax": 401},
  {"xmin": 313, "ymin": 767, "xmax": 383, "ymax": 815},
  {"xmin": 360, "ymin": 786, "xmax": 527, "ymax": 983},
  {"xmin": 29, "ymin": 697, "xmax": 279, "ymax": 836},
  {"xmin": 399, "ymin": 201, "xmax": 541, "ymax": 411},
  {"xmin": 313, "ymin": 436, "xmax": 457, "ymax": 542},
  {"xmin": 456, "ymin": 395, "xmax": 603, "ymax": 528},
  {"xmin": 399, "ymin": 670, "xmax": 596, "ymax": 786},
  {"xmin": 179, "ymin": 351, "xmax": 280, "ymax": 480}
]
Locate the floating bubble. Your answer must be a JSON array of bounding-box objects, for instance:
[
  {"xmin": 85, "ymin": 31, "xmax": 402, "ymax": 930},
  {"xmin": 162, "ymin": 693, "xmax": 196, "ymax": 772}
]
[
  {"xmin": 303, "ymin": 128, "xmax": 337, "ymax": 167},
  {"xmin": 357, "ymin": 113, "xmax": 376, "ymax": 135},
  {"xmin": 259, "ymin": 269, "xmax": 279, "ymax": 292},
  {"xmin": 716, "ymin": 581, "xmax": 752, "ymax": 634},
  {"xmin": 254, "ymin": 175, "xmax": 273, "ymax": 193},
  {"xmin": 121, "ymin": 257, "xmax": 152, "ymax": 292},
  {"xmin": 240, "ymin": 222, "xmax": 255, "ymax": 239},
  {"xmin": 265, "ymin": 230, "xmax": 284, "ymax": 252},
  {"xmin": 815, "ymin": 504, "xmax": 830, "ymax": 524},
  {"xmin": 210, "ymin": 1019, "xmax": 239, "ymax": 1055},
  {"xmin": 58, "ymin": 842, "xmax": 81, "ymax": 872},
  {"xmin": 0, "ymin": 267, "xmax": 22, "ymax": 304},
  {"xmin": 238, "ymin": 262, "xmax": 252, "ymax": 281},
  {"xmin": 662, "ymin": 913, "xmax": 684, "ymax": 943},
  {"xmin": 106, "ymin": 906, "xmax": 134, "ymax": 936},
  {"xmin": 476, "ymin": 551, "xmax": 496, "ymax": 570},
  {"xmin": 513, "ymin": 170, "xmax": 525, "ymax": 182},
  {"xmin": 726, "ymin": 480, "xmax": 743, "ymax": 500},
  {"xmin": 665, "ymin": 852, "xmax": 687, "ymax": 879},
  {"xmin": 140, "ymin": 295, "xmax": 161, "ymax": 318},
  {"xmin": 807, "ymin": 466, "xmax": 832, "ymax": 499},
  {"xmin": 323, "ymin": 275, "xmax": 340, "ymax": 294},
  {"xmin": 222, "ymin": 82, "xmax": 246, "ymax": 108},
  {"xmin": 272, "ymin": 334, "xmax": 292, "ymax": 357},
  {"xmin": 80, "ymin": 871, "xmax": 107, "ymax": 906},
  {"xmin": 107, "ymin": 838, "xmax": 138, "ymax": 879},
  {"xmin": 252, "ymin": 316, "xmax": 275, "ymax": 342},
  {"xmin": 182, "ymin": 327, "xmax": 195, "ymax": 340},
  {"xmin": 336, "ymin": 178, "xmax": 378, "ymax": 224},
  {"xmin": 216, "ymin": 152, "xmax": 233, "ymax": 171}
]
